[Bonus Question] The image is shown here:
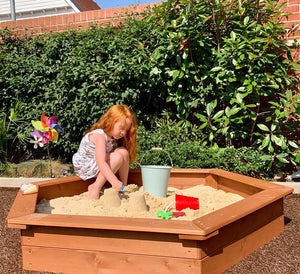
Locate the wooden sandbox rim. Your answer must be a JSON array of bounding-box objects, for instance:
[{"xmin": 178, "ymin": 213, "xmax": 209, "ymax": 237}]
[{"xmin": 7, "ymin": 169, "xmax": 293, "ymax": 239}]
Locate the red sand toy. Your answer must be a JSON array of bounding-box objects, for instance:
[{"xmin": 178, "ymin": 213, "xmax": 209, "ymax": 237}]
[{"xmin": 175, "ymin": 194, "xmax": 199, "ymax": 211}]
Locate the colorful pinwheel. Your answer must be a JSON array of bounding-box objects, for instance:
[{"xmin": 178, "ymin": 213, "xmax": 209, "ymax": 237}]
[{"xmin": 30, "ymin": 112, "xmax": 64, "ymax": 148}]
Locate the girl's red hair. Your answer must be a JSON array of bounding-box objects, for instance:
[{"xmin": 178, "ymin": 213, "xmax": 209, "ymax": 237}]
[{"xmin": 85, "ymin": 105, "xmax": 137, "ymax": 162}]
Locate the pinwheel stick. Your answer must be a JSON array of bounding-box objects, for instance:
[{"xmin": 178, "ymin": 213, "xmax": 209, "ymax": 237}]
[
  {"xmin": 47, "ymin": 143, "xmax": 53, "ymax": 178},
  {"xmin": 30, "ymin": 112, "xmax": 64, "ymax": 178}
]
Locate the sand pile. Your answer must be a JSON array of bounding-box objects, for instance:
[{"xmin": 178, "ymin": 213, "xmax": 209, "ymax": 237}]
[{"xmin": 36, "ymin": 184, "xmax": 244, "ymax": 220}]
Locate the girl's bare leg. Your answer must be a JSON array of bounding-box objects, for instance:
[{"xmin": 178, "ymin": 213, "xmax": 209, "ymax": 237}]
[
  {"xmin": 88, "ymin": 147, "xmax": 130, "ymax": 199},
  {"xmin": 113, "ymin": 147, "xmax": 130, "ymax": 186},
  {"xmin": 88, "ymin": 172, "xmax": 107, "ymax": 200}
]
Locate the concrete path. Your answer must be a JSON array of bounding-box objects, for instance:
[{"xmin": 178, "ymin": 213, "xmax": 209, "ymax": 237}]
[{"xmin": 0, "ymin": 177, "xmax": 52, "ymax": 188}]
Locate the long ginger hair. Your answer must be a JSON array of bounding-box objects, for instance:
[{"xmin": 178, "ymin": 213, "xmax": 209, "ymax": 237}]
[{"xmin": 85, "ymin": 105, "xmax": 137, "ymax": 162}]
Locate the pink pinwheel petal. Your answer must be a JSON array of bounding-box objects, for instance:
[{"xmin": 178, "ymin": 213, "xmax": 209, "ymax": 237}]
[
  {"xmin": 42, "ymin": 131, "xmax": 52, "ymax": 144},
  {"xmin": 47, "ymin": 116, "xmax": 59, "ymax": 127}
]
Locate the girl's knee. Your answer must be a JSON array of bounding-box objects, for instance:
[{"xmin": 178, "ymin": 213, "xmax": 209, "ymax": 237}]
[{"xmin": 115, "ymin": 147, "xmax": 129, "ymax": 161}]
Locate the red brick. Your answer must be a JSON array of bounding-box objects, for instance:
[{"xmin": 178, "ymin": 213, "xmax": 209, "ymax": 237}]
[
  {"xmin": 61, "ymin": 14, "xmax": 68, "ymax": 24},
  {"xmin": 51, "ymin": 16, "xmax": 57, "ymax": 26},
  {"xmin": 67, "ymin": 13, "xmax": 75, "ymax": 23},
  {"xmin": 15, "ymin": 19, "xmax": 25, "ymax": 28},
  {"xmin": 111, "ymin": 7, "xmax": 123, "ymax": 17},
  {"xmin": 33, "ymin": 18, "xmax": 39, "ymax": 27},
  {"xmin": 57, "ymin": 15, "xmax": 63, "ymax": 25},
  {"xmin": 95, "ymin": 19, "xmax": 113, "ymax": 26},
  {"xmin": 288, "ymin": 0, "xmax": 300, "ymax": 5},
  {"xmin": 279, "ymin": 0, "xmax": 287, "ymax": 5},
  {"xmin": 57, "ymin": 25, "xmax": 66, "ymax": 32},
  {"xmin": 287, "ymin": 12, "xmax": 300, "ymax": 21},
  {"xmin": 74, "ymin": 12, "xmax": 81, "ymax": 22},
  {"xmin": 44, "ymin": 16, "xmax": 51, "ymax": 26},
  {"xmin": 6, "ymin": 21, "xmax": 14, "ymax": 28},
  {"xmin": 86, "ymin": 10, "xmax": 94, "ymax": 21},
  {"xmin": 27, "ymin": 19, "xmax": 34, "ymax": 28},
  {"xmin": 283, "ymin": 21, "xmax": 297, "ymax": 28},
  {"xmin": 285, "ymin": 5, "xmax": 299, "ymax": 12},
  {"xmin": 113, "ymin": 18, "xmax": 125, "ymax": 26},
  {"xmin": 76, "ymin": 22, "xmax": 89, "ymax": 29},
  {"xmin": 34, "ymin": 28, "xmax": 41, "ymax": 35},
  {"xmin": 42, "ymin": 26, "xmax": 51, "ymax": 32},
  {"xmin": 105, "ymin": 8, "xmax": 112, "ymax": 18},
  {"xmin": 98, "ymin": 9, "xmax": 106, "ymax": 19},
  {"xmin": 38, "ymin": 17, "xmax": 45, "ymax": 26},
  {"xmin": 48, "ymin": 26, "xmax": 57, "ymax": 32}
]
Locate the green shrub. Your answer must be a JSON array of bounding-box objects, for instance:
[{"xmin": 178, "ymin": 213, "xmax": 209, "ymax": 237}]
[
  {"xmin": 133, "ymin": 120, "xmax": 273, "ymax": 178},
  {"xmin": 0, "ymin": 0, "xmax": 298, "ymax": 171}
]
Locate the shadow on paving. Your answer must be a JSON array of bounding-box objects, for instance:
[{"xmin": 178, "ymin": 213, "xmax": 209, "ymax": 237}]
[{"xmin": 1, "ymin": 187, "xmax": 299, "ymax": 274}]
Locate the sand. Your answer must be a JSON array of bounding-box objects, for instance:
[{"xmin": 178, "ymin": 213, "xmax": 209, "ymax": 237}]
[{"xmin": 36, "ymin": 184, "xmax": 244, "ymax": 220}]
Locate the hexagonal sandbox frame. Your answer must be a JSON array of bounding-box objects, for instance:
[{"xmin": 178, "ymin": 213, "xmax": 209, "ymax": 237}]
[{"xmin": 7, "ymin": 169, "xmax": 293, "ymax": 274}]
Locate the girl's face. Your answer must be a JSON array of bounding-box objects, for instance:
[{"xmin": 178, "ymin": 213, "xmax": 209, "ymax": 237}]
[{"xmin": 109, "ymin": 118, "xmax": 131, "ymax": 139}]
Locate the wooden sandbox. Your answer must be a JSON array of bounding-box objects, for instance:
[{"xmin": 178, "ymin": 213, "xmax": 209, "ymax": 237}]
[{"xmin": 7, "ymin": 169, "xmax": 293, "ymax": 274}]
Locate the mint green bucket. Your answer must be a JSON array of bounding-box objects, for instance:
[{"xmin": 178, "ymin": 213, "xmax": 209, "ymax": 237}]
[{"xmin": 140, "ymin": 148, "xmax": 173, "ymax": 198}]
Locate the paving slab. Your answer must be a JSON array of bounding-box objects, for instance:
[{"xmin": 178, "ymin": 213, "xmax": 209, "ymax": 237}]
[
  {"xmin": 272, "ymin": 181, "xmax": 300, "ymax": 194},
  {"xmin": 0, "ymin": 177, "xmax": 52, "ymax": 188}
]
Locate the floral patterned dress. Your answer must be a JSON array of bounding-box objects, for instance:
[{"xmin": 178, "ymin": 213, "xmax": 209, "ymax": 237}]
[{"xmin": 72, "ymin": 129, "xmax": 115, "ymax": 180}]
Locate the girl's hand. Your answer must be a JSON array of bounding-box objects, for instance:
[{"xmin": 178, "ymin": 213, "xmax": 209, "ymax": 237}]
[{"xmin": 111, "ymin": 180, "xmax": 123, "ymax": 191}]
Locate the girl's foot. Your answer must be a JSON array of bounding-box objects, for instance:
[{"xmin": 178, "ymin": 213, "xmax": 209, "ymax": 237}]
[{"xmin": 88, "ymin": 183, "xmax": 101, "ymax": 200}]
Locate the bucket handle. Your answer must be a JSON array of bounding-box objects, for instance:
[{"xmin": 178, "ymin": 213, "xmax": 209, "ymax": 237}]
[{"xmin": 139, "ymin": 147, "xmax": 173, "ymax": 167}]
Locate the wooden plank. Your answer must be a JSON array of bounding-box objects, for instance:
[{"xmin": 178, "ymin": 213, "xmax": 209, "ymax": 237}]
[
  {"xmin": 33, "ymin": 175, "xmax": 82, "ymax": 187},
  {"xmin": 211, "ymin": 169, "xmax": 294, "ymax": 194},
  {"xmin": 6, "ymin": 189, "xmax": 38, "ymax": 229},
  {"xmin": 22, "ymin": 246, "xmax": 202, "ymax": 274},
  {"xmin": 204, "ymin": 174, "xmax": 218, "ymax": 189},
  {"xmin": 129, "ymin": 169, "xmax": 208, "ymax": 189},
  {"xmin": 192, "ymin": 189, "xmax": 290, "ymax": 235},
  {"xmin": 128, "ymin": 169, "xmax": 143, "ymax": 186},
  {"xmin": 200, "ymin": 215, "xmax": 284, "ymax": 274},
  {"xmin": 21, "ymin": 226, "xmax": 199, "ymax": 259},
  {"xmin": 37, "ymin": 179, "xmax": 91, "ymax": 201},
  {"xmin": 217, "ymin": 176, "xmax": 262, "ymax": 197},
  {"xmin": 10, "ymin": 213, "xmax": 207, "ymax": 236},
  {"xmin": 35, "ymin": 176, "xmax": 95, "ymax": 201},
  {"xmin": 197, "ymin": 199, "xmax": 284, "ymax": 258},
  {"xmin": 179, "ymin": 230, "xmax": 219, "ymax": 241},
  {"xmin": 168, "ymin": 169, "xmax": 207, "ymax": 188}
]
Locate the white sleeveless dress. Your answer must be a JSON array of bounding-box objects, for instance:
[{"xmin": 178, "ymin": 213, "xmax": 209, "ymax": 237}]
[{"xmin": 72, "ymin": 129, "xmax": 115, "ymax": 180}]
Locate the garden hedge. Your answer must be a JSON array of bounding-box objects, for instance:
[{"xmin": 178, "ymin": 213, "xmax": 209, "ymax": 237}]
[{"xmin": 0, "ymin": 0, "xmax": 299, "ymax": 174}]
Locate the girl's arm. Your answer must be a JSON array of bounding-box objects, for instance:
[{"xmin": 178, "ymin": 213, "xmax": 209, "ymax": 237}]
[{"xmin": 89, "ymin": 133, "xmax": 122, "ymax": 190}]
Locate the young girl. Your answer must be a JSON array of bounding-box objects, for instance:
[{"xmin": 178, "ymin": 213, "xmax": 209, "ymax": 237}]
[{"xmin": 72, "ymin": 104, "xmax": 137, "ymax": 199}]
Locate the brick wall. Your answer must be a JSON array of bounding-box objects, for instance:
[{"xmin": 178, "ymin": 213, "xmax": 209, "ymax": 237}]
[
  {"xmin": 0, "ymin": 3, "xmax": 161, "ymax": 36},
  {"xmin": 283, "ymin": 0, "xmax": 300, "ymax": 40},
  {"xmin": 0, "ymin": 0, "xmax": 299, "ymax": 60},
  {"xmin": 280, "ymin": 0, "xmax": 300, "ymax": 61}
]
